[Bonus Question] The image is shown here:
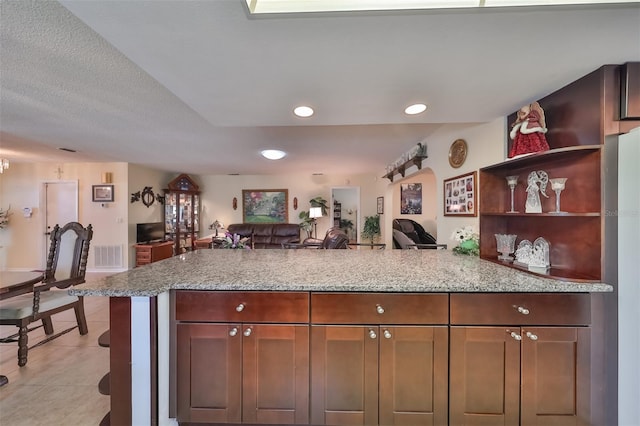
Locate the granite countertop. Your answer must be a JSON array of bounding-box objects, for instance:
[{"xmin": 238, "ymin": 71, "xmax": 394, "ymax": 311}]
[{"xmin": 71, "ymin": 249, "xmax": 613, "ymax": 297}]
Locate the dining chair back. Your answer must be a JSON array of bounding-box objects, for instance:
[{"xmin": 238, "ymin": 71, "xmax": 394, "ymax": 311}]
[{"xmin": 0, "ymin": 222, "xmax": 93, "ymax": 366}]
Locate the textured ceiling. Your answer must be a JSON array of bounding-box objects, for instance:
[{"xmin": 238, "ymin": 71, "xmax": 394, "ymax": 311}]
[{"xmin": 1, "ymin": 0, "xmax": 639, "ymax": 175}]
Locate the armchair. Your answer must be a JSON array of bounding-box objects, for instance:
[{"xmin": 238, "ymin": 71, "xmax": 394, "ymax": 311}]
[{"xmin": 0, "ymin": 222, "xmax": 93, "ymax": 366}]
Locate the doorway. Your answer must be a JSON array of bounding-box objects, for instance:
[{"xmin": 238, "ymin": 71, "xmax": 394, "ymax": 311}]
[
  {"xmin": 42, "ymin": 181, "xmax": 78, "ymax": 268},
  {"xmin": 331, "ymin": 187, "xmax": 360, "ymax": 243}
]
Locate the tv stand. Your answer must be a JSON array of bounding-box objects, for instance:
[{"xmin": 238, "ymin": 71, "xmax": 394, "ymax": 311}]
[{"xmin": 134, "ymin": 241, "xmax": 173, "ymax": 267}]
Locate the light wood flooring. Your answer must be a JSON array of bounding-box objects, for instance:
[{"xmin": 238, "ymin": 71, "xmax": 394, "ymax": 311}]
[{"xmin": 0, "ymin": 284, "xmax": 111, "ymax": 426}]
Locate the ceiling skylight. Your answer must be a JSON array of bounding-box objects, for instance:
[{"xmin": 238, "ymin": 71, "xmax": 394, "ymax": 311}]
[{"xmin": 246, "ymin": 0, "xmax": 636, "ymax": 14}]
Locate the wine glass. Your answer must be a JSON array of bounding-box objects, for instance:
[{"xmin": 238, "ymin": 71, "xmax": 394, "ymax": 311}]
[
  {"xmin": 505, "ymin": 175, "xmax": 519, "ymax": 213},
  {"xmin": 495, "ymin": 234, "xmax": 518, "ymax": 262},
  {"xmin": 550, "ymin": 178, "xmax": 567, "ymax": 213}
]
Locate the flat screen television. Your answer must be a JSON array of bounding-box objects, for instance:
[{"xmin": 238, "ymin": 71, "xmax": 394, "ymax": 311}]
[{"xmin": 136, "ymin": 222, "xmax": 165, "ymax": 244}]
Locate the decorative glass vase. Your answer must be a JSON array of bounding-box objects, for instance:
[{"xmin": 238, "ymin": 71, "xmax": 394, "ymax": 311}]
[
  {"xmin": 549, "ymin": 178, "xmax": 567, "ymax": 213},
  {"xmin": 505, "ymin": 175, "xmax": 519, "ymax": 213},
  {"xmin": 495, "ymin": 233, "xmax": 517, "ymax": 262}
]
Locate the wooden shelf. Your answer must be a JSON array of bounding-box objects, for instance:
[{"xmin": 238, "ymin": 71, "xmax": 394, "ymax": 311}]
[
  {"xmin": 383, "ymin": 155, "xmax": 428, "ymax": 182},
  {"xmin": 480, "ymin": 212, "xmax": 601, "ymax": 217},
  {"xmin": 481, "ymin": 256, "xmax": 601, "ymax": 283}
]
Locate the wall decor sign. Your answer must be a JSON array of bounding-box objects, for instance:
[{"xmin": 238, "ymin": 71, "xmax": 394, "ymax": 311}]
[
  {"xmin": 377, "ymin": 196, "xmax": 384, "ymax": 214},
  {"xmin": 444, "ymin": 171, "xmax": 477, "ymax": 216},
  {"xmin": 242, "ymin": 189, "xmax": 288, "ymax": 223},
  {"xmin": 400, "ymin": 183, "xmax": 422, "ymax": 214},
  {"xmin": 92, "ymin": 184, "xmax": 114, "ymax": 202}
]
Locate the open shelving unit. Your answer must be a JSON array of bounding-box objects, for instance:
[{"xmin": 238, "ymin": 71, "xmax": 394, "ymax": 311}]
[
  {"xmin": 383, "ymin": 155, "xmax": 428, "ymax": 182},
  {"xmin": 479, "ymin": 145, "xmax": 603, "ymax": 282}
]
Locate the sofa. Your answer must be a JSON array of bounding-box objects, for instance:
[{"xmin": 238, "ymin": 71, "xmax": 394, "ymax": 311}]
[{"xmin": 226, "ymin": 223, "xmax": 301, "ymax": 249}]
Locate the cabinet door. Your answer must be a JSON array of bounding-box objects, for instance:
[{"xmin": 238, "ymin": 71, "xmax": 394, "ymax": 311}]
[
  {"xmin": 176, "ymin": 323, "xmax": 242, "ymax": 423},
  {"xmin": 520, "ymin": 327, "xmax": 591, "ymax": 426},
  {"xmin": 242, "ymin": 324, "xmax": 309, "ymax": 425},
  {"xmin": 311, "ymin": 326, "xmax": 379, "ymax": 426},
  {"xmin": 449, "ymin": 327, "xmax": 521, "ymax": 426},
  {"xmin": 379, "ymin": 326, "xmax": 449, "ymax": 426}
]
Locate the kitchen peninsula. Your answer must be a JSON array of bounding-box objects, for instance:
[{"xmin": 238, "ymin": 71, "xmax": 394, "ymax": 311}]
[{"xmin": 72, "ymin": 249, "xmax": 612, "ymax": 426}]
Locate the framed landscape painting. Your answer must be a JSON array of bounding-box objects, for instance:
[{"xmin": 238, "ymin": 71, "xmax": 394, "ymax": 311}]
[
  {"xmin": 400, "ymin": 183, "xmax": 422, "ymax": 214},
  {"xmin": 242, "ymin": 189, "xmax": 288, "ymax": 223}
]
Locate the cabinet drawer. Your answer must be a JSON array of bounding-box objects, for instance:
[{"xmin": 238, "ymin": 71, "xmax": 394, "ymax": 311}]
[
  {"xmin": 311, "ymin": 293, "xmax": 448, "ymax": 325},
  {"xmin": 450, "ymin": 293, "xmax": 591, "ymax": 325},
  {"xmin": 175, "ymin": 291, "xmax": 309, "ymax": 323}
]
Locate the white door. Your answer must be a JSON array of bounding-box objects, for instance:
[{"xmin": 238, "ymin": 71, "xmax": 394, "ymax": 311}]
[{"xmin": 43, "ymin": 181, "xmax": 78, "ymax": 268}]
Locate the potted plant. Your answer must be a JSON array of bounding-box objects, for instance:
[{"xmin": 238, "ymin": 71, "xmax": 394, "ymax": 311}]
[
  {"xmin": 309, "ymin": 196, "xmax": 329, "ymax": 216},
  {"xmin": 361, "ymin": 214, "xmax": 381, "ymax": 244},
  {"xmin": 298, "ymin": 210, "xmax": 314, "ymax": 239},
  {"xmin": 339, "ymin": 218, "xmax": 354, "ymax": 234}
]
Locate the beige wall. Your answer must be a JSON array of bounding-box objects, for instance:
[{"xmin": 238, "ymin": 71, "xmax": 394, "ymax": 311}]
[{"xmin": 0, "ymin": 119, "xmax": 506, "ymax": 270}]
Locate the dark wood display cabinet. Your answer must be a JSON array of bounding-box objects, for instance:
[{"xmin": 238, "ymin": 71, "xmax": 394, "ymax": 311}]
[
  {"xmin": 479, "ymin": 145, "xmax": 603, "ymax": 282},
  {"xmin": 164, "ymin": 174, "xmax": 200, "ymax": 255},
  {"xmin": 310, "ymin": 293, "xmax": 449, "ymax": 426},
  {"xmin": 449, "ymin": 293, "xmax": 592, "ymax": 425},
  {"xmin": 174, "ymin": 291, "xmax": 310, "ymax": 425}
]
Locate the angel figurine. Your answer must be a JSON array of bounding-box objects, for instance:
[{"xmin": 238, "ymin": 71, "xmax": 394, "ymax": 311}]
[
  {"xmin": 509, "ymin": 101, "xmax": 550, "ymax": 158},
  {"xmin": 525, "ymin": 170, "xmax": 549, "ymax": 213}
]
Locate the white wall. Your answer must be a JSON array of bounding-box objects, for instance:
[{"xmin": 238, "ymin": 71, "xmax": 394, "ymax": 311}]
[
  {"xmin": 381, "ymin": 118, "xmax": 506, "ymax": 249},
  {"xmin": 0, "ymin": 162, "xmax": 129, "ymax": 271}
]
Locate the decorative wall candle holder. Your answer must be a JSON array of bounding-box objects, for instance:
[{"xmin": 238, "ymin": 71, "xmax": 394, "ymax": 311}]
[
  {"xmin": 495, "ymin": 233, "xmax": 517, "ymax": 262},
  {"xmin": 505, "ymin": 175, "xmax": 519, "ymax": 213},
  {"xmin": 549, "ymin": 177, "xmax": 568, "ymax": 213}
]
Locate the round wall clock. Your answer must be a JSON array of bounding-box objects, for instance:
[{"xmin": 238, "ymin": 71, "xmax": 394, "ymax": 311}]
[{"xmin": 448, "ymin": 139, "xmax": 468, "ymax": 168}]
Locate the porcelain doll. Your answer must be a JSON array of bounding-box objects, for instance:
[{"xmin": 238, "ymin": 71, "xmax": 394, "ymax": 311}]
[
  {"xmin": 509, "ymin": 101, "xmax": 550, "ymax": 158},
  {"xmin": 525, "ymin": 170, "xmax": 549, "ymax": 213}
]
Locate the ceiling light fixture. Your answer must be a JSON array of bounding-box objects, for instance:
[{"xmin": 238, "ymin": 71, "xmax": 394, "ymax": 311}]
[
  {"xmin": 293, "ymin": 106, "xmax": 314, "ymax": 118},
  {"xmin": 246, "ymin": 0, "xmax": 636, "ymax": 14},
  {"xmin": 405, "ymin": 103, "xmax": 427, "ymax": 115},
  {"xmin": 261, "ymin": 149, "xmax": 287, "ymax": 160}
]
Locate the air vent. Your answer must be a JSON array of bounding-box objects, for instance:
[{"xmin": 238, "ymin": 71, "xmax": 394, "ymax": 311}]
[{"xmin": 94, "ymin": 245, "xmax": 123, "ymax": 268}]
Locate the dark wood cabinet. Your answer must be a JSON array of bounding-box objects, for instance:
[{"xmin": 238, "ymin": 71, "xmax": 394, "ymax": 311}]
[
  {"xmin": 177, "ymin": 323, "xmax": 309, "ymax": 424},
  {"xmin": 164, "ymin": 174, "xmax": 200, "ymax": 254},
  {"xmin": 449, "ymin": 294, "xmax": 591, "ymax": 426},
  {"xmin": 479, "ymin": 146, "xmax": 603, "ymax": 282},
  {"xmin": 310, "ymin": 293, "xmax": 449, "ymax": 426},
  {"xmin": 174, "ymin": 291, "xmax": 310, "ymax": 425}
]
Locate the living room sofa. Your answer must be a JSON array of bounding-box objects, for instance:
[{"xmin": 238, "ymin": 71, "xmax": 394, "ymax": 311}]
[{"xmin": 226, "ymin": 223, "xmax": 301, "ymax": 249}]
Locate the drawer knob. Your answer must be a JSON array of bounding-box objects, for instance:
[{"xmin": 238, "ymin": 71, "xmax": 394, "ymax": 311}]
[
  {"xmin": 243, "ymin": 327, "xmax": 252, "ymax": 337},
  {"xmin": 369, "ymin": 329, "xmax": 377, "ymax": 339},
  {"xmin": 236, "ymin": 303, "xmax": 245, "ymax": 312},
  {"xmin": 526, "ymin": 331, "xmax": 538, "ymax": 341},
  {"xmin": 383, "ymin": 329, "xmax": 392, "ymax": 339},
  {"xmin": 510, "ymin": 331, "xmax": 522, "ymax": 341},
  {"xmin": 229, "ymin": 327, "xmax": 238, "ymax": 337},
  {"xmin": 517, "ymin": 306, "xmax": 530, "ymax": 315},
  {"xmin": 376, "ymin": 304, "xmax": 385, "ymax": 315}
]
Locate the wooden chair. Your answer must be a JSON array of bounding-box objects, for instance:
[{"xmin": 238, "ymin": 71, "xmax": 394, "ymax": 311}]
[{"xmin": 0, "ymin": 222, "xmax": 93, "ymax": 366}]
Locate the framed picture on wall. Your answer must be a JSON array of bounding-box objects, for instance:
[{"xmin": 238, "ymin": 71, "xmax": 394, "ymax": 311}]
[
  {"xmin": 400, "ymin": 183, "xmax": 422, "ymax": 214},
  {"xmin": 92, "ymin": 185, "xmax": 114, "ymax": 202},
  {"xmin": 377, "ymin": 196, "xmax": 384, "ymax": 214},
  {"xmin": 444, "ymin": 171, "xmax": 477, "ymax": 216},
  {"xmin": 242, "ymin": 189, "xmax": 288, "ymax": 223}
]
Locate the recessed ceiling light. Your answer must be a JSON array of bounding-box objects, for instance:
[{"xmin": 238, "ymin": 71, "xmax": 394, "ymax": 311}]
[
  {"xmin": 261, "ymin": 149, "xmax": 287, "ymax": 160},
  {"xmin": 405, "ymin": 103, "xmax": 427, "ymax": 115},
  {"xmin": 293, "ymin": 106, "xmax": 314, "ymax": 118}
]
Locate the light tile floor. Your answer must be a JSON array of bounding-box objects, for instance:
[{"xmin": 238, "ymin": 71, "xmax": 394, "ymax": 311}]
[{"xmin": 0, "ymin": 279, "xmax": 111, "ymax": 426}]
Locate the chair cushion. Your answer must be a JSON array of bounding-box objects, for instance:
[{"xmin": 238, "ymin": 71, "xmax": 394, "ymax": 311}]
[
  {"xmin": 393, "ymin": 230, "xmax": 418, "ymax": 250},
  {"xmin": 0, "ymin": 291, "xmax": 79, "ymax": 320}
]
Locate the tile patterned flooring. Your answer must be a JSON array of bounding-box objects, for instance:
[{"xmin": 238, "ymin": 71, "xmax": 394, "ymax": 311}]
[{"xmin": 0, "ymin": 283, "xmax": 111, "ymax": 425}]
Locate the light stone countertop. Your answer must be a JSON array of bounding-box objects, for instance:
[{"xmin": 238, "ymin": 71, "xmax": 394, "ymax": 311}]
[{"xmin": 71, "ymin": 249, "xmax": 613, "ymax": 297}]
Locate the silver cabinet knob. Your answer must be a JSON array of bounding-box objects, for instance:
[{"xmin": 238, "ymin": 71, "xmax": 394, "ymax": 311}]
[
  {"xmin": 383, "ymin": 329, "xmax": 392, "ymax": 339},
  {"xmin": 510, "ymin": 331, "xmax": 522, "ymax": 341},
  {"xmin": 236, "ymin": 303, "xmax": 245, "ymax": 312},
  {"xmin": 376, "ymin": 304, "xmax": 385, "ymax": 314},
  {"xmin": 369, "ymin": 329, "xmax": 377, "ymax": 339},
  {"xmin": 517, "ymin": 306, "xmax": 530, "ymax": 315},
  {"xmin": 526, "ymin": 331, "xmax": 538, "ymax": 341},
  {"xmin": 229, "ymin": 327, "xmax": 238, "ymax": 337},
  {"xmin": 243, "ymin": 327, "xmax": 252, "ymax": 337}
]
